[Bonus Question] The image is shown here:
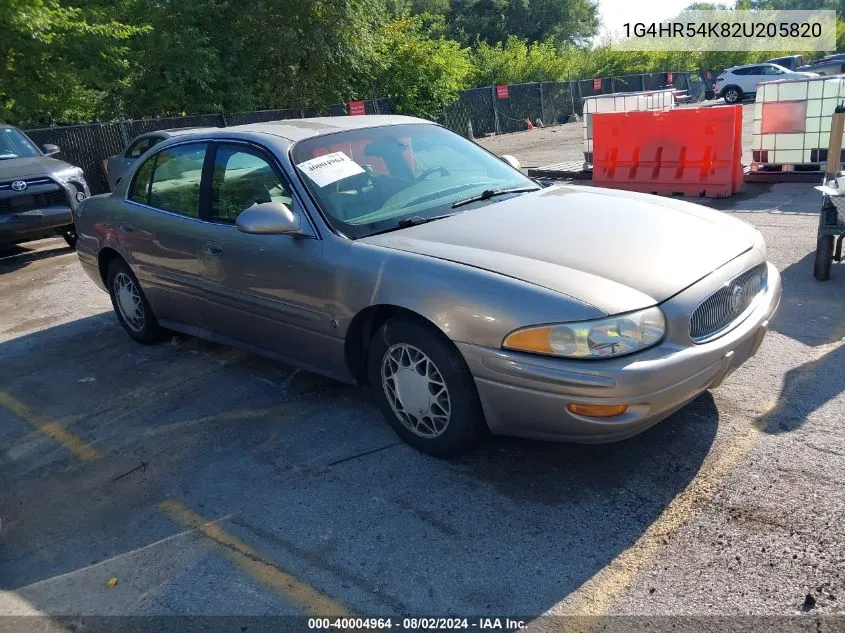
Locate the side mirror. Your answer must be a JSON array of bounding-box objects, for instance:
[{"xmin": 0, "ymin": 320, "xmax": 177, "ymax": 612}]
[
  {"xmin": 42, "ymin": 144, "xmax": 60, "ymax": 157},
  {"xmin": 502, "ymin": 154, "xmax": 521, "ymax": 170},
  {"xmin": 236, "ymin": 201, "xmax": 301, "ymax": 235}
]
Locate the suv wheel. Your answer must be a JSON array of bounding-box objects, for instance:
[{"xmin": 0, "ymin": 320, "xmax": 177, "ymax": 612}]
[
  {"xmin": 62, "ymin": 225, "xmax": 78, "ymax": 249},
  {"xmin": 367, "ymin": 317, "xmax": 487, "ymax": 458},
  {"xmin": 723, "ymin": 86, "xmax": 742, "ymax": 104},
  {"xmin": 107, "ymin": 258, "xmax": 161, "ymax": 344}
]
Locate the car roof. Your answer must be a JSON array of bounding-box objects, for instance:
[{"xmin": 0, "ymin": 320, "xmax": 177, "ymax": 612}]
[
  {"xmin": 216, "ymin": 115, "xmax": 432, "ymax": 142},
  {"xmin": 135, "ymin": 127, "xmax": 217, "ymax": 139},
  {"xmin": 727, "ymin": 62, "xmax": 777, "ymax": 71}
]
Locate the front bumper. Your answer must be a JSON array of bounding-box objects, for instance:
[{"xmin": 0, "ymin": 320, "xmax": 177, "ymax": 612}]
[
  {"xmin": 458, "ymin": 261, "xmax": 782, "ymax": 442},
  {"xmin": 0, "ymin": 205, "xmax": 74, "ymax": 244}
]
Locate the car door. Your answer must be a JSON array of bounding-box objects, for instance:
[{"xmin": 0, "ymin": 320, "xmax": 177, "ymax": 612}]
[
  {"xmin": 191, "ymin": 141, "xmax": 331, "ymax": 369},
  {"xmin": 122, "ymin": 141, "xmax": 211, "ymax": 325},
  {"xmin": 734, "ymin": 66, "xmax": 761, "ymax": 93}
]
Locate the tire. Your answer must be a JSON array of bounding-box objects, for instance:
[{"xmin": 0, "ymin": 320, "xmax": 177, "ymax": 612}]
[
  {"xmin": 367, "ymin": 316, "xmax": 487, "ymax": 458},
  {"xmin": 106, "ymin": 258, "xmax": 161, "ymax": 344},
  {"xmin": 814, "ymin": 234, "xmax": 834, "ymax": 281},
  {"xmin": 723, "ymin": 86, "xmax": 742, "ymax": 104},
  {"xmin": 62, "ymin": 225, "xmax": 78, "ymax": 249}
]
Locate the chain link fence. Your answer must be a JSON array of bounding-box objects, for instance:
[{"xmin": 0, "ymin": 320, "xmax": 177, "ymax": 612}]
[
  {"xmin": 24, "ymin": 71, "xmax": 715, "ymax": 195},
  {"xmin": 441, "ymin": 71, "xmax": 714, "ymax": 139},
  {"xmin": 24, "ymin": 99, "xmax": 395, "ymax": 194}
]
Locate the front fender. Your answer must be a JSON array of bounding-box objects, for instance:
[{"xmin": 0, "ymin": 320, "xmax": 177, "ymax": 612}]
[{"xmin": 325, "ymin": 240, "xmax": 606, "ymax": 349}]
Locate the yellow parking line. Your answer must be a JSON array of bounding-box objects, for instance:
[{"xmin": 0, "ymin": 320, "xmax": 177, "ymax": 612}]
[
  {"xmin": 0, "ymin": 392, "xmax": 101, "ymax": 461},
  {"xmin": 159, "ymin": 499, "xmax": 349, "ymax": 616},
  {"xmin": 556, "ymin": 335, "xmax": 845, "ymax": 623},
  {"xmin": 556, "ymin": 425, "xmax": 760, "ymax": 622}
]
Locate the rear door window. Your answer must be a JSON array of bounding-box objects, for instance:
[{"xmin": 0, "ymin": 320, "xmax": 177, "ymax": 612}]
[{"xmin": 148, "ymin": 143, "xmax": 207, "ymax": 217}]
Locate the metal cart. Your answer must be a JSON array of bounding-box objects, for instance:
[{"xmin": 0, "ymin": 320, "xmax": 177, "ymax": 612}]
[{"xmin": 813, "ymin": 104, "xmax": 845, "ymax": 281}]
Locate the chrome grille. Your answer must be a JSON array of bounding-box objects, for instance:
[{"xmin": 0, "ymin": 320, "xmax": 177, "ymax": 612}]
[{"xmin": 689, "ymin": 263, "xmax": 767, "ymax": 343}]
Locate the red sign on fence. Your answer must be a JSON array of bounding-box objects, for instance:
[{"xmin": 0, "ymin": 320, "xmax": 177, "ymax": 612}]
[
  {"xmin": 496, "ymin": 85, "xmax": 509, "ymax": 100},
  {"xmin": 348, "ymin": 100, "xmax": 366, "ymax": 116},
  {"xmin": 666, "ymin": 72, "xmax": 673, "ymax": 85},
  {"xmin": 593, "ymin": 78, "xmax": 602, "ymax": 92}
]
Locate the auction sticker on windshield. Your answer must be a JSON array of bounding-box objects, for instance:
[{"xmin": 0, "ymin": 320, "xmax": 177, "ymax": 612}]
[{"xmin": 297, "ymin": 152, "xmax": 365, "ymax": 187}]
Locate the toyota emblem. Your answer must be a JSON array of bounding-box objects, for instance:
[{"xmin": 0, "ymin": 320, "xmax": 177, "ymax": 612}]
[
  {"xmin": 11, "ymin": 180, "xmax": 27, "ymax": 192},
  {"xmin": 729, "ymin": 285, "xmax": 743, "ymax": 312}
]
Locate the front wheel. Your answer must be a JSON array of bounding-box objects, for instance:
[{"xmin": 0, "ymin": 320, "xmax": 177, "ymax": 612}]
[
  {"xmin": 107, "ymin": 258, "xmax": 161, "ymax": 344},
  {"xmin": 723, "ymin": 87, "xmax": 742, "ymax": 104},
  {"xmin": 61, "ymin": 225, "xmax": 78, "ymax": 249},
  {"xmin": 367, "ymin": 317, "xmax": 487, "ymax": 458}
]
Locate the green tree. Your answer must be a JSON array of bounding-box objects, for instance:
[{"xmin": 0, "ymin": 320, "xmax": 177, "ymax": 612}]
[
  {"xmin": 447, "ymin": 0, "xmax": 599, "ymax": 47},
  {"xmin": 0, "ymin": 0, "xmax": 143, "ymax": 125},
  {"xmin": 374, "ymin": 16, "xmax": 473, "ymax": 119}
]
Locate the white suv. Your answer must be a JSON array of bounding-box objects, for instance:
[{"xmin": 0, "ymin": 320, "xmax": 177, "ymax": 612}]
[{"xmin": 714, "ymin": 63, "xmax": 819, "ymax": 104}]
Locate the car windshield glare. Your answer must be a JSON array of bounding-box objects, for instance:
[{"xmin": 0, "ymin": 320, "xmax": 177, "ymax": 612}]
[
  {"xmin": 290, "ymin": 123, "xmax": 536, "ymax": 238},
  {"xmin": 0, "ymin": 127, "xmax": 41, "ymax": 160}
]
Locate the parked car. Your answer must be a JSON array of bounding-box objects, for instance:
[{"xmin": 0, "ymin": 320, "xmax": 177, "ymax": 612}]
[
  {"xmin": 714, "ymin": 63, "xmax": 819, "ymax": 104},
  {"xmin": 1, "ymin": 124, "xmax": 90, "ymax": 248},
  {"xmin": 105, "ymin": 128, "xmax": 215, "ymax": 191},
  {"xmin": 766, "ymin": 55, "xmax": 804, "ymax": 71},
  {"xmin": 797, "ymin": 53, "xmax": 845, "ymax": 76},
  {"xmin": 75, "ymin": 116, "xmax": 782, "ymax": 457}
]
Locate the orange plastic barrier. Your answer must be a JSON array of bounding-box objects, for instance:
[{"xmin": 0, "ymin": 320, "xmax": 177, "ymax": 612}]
[{"xmin": 592, "ymin": 105, "xmax": 743, "ymax": 198}]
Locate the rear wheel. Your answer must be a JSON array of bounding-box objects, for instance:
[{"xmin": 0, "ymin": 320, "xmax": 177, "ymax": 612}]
[
  {"xmin": 367, "ymin": 317, "xmax": 487, "ymax": 458},
  {"xmin": 723, "ymin": 86, "xmax": 742, "ymax": 104},
  {"xmin": 107, "ymin": 258, "xmax": 161, "ymax": 343},
  {"xmin": 814, "ymin": 234, "xmax": 834, "ymax": 281}
]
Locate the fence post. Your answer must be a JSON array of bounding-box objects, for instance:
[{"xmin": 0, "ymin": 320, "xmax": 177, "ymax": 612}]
[
  {"xmin": 219, "ymin": 113, "xmax": 228, "ymax": 127},
  {"xmin": 569, "ymin": 75, "xmax": 576, "ymax": 120},
  {"xmin": 491, "ymin": 85, "xmax": 500, "ymax": 135},
  {"xmin": 537, "ymin": 82, "xmax": 544, "ymax": 126},
  {"xmin": 117, "ymin": 120, "xmax": 129, "ymax": 147},
  {"xmin": 610, "ymin": 77, "xmax": 615, "ymax": 93}
]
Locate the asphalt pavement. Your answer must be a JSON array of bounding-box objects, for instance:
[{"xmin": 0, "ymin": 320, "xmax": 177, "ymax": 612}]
[{"xmin": 0, "ymin": 168, "xmax": 843, "ymax": 630}]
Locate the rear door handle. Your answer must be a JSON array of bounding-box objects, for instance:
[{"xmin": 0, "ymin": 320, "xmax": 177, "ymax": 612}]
[{"xmin": 202, "ymin": 241, "xmax": 224, "ymax": 256}]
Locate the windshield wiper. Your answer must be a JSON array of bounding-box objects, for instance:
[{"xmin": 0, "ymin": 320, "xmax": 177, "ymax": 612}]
[
  {"xmin": 451, "ymin": 186, "xmax": 539, "ymax": 209},
  {"xmin": 396, "ymin": 214, "xmax": 455, "ymax": 228},
  {"xmin": 365, "ymin": 213, "xmax": 456, "ymax": 237}
]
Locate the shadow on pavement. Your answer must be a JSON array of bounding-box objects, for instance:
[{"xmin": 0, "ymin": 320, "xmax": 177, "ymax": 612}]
[
  {"xmin": 0, "ymin": 314, "xmax": 719, "ymax": 616},
  {"xmin": 0, "ymin": 240, "xmax": 73, "ymax": 274},
  {"xmin": 770, "ymin": 252, "xmax": 845, "ymax": 347},
  {"xmin": 756, "ymin": 251, "xmax": 845, "ymax": 435}
]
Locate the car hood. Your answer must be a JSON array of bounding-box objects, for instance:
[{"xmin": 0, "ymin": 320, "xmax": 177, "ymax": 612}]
[
  {"xmin": 0, "ymin": 156, "xmax": 72, "ymax": 180},
  {"xmin": 361, "ymin": 185, "xmax": 760, "ymax": 315}
]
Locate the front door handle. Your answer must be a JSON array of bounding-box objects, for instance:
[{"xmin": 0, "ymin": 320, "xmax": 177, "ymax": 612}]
[
  {"xmin": 202, "ymin": 241, "xmax": 224, "ymax": 256},
  {"xmin": 119, "ymin": 224, "xmax": 135, "ymax": 233}
]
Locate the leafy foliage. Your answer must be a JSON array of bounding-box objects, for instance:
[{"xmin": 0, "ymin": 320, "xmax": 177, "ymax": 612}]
[{"xmin": 2, "ymin": 0, "xmax": 841, "ymax": 127}]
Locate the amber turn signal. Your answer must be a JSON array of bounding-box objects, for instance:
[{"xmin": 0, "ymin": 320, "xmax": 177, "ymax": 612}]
[{"xmin": 566, "ymin": 403, "xmax": 628, "ymax": 417}]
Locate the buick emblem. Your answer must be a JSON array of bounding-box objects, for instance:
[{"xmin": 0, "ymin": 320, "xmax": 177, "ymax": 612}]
[
  {"xmin": 11, "ymin": 180, "xmax": 27, "ymax": 192},
  {"xmin": 729, "ymin": 285, "xmax": 744, "ymax": 312}
]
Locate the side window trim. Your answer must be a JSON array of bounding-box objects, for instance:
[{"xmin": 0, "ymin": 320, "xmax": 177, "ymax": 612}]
[
  {"xmin": 128, "ymin": 152, "xmax": 157, "ymax": 205},
  {"xmin": 143, "ymin": 152, "xmax": 158, "ymax": 204}
]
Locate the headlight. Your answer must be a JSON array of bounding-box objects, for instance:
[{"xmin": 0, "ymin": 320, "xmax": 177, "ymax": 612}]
[
  {"xmin": 53, "ymin": 167, "xmax": 86, "ymax": 185},
  {"xmin": 503, "ymin": 306, "xmax": 666, "ymax": 359}
]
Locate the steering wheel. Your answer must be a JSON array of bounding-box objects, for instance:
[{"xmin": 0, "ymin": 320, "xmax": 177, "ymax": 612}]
[{"xmin": 416, "ymin": 166, "xmax": 449, "ymax": 181}]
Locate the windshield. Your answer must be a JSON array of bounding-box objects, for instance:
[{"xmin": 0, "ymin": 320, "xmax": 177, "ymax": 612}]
[
  {"xmin": 0, "ymin": 127, "xmax": 41, "ymax": 160},
  {"xmin": 290, "ymin": 123, "xmax": 536, "ymax": 238}
]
